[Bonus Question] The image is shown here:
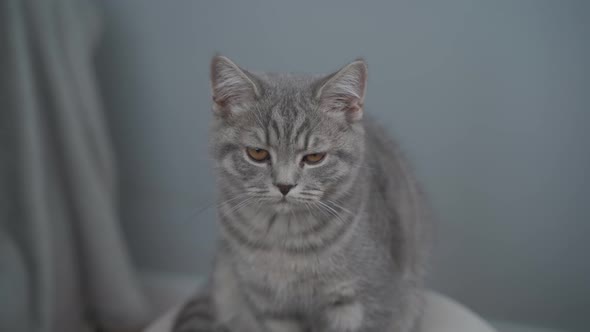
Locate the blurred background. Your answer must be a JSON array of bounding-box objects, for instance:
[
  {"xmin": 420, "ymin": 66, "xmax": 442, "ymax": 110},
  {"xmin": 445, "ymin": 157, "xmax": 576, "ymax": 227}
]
[{"xmin": 1, "ymin": 0, "xmax": 588, "ymax": 332}]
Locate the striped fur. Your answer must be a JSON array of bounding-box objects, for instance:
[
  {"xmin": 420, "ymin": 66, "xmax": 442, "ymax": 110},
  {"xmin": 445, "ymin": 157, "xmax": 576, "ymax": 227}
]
[{"xmin": 173, "ymin": 56, "xmax": 430, "ymax": 332}]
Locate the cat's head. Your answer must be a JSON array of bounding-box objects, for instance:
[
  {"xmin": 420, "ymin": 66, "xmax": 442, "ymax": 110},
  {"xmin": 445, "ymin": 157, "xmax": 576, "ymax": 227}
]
[{"xmin": 210, "ymin": 55, "xmax": 367, "ymax": 216}]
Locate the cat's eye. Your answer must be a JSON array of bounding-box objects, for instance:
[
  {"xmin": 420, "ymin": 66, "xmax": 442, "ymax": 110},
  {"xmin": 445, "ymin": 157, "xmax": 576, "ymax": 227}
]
[
  {"xmin": 302, "ymin": 153, "xmax": 326, "ymax": 165},
  {"xmin": 246, "ymin": 147, "xmax": 270, "ymax": 162}
]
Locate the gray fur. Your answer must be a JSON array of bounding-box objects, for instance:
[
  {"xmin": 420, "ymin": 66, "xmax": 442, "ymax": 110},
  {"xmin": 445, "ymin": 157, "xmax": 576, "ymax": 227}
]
[{"xmin": 173, "ymin": 56, "xmax": 430, "ymax": 332}]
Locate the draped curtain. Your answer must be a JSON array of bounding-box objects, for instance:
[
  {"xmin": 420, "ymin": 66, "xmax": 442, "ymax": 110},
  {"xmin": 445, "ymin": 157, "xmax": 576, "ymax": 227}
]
[{"xmin": 0, "ymin": 0, "xmax": 151, "ymax": 331}]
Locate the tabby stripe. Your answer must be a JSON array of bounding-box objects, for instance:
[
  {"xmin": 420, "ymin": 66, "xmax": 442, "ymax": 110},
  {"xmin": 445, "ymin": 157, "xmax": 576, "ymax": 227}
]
[
  {"xmin": 293, "ymin": 117, "xmax": 309, "ymax": 144},
  {"xmin": 335, "ymin": 150, "xmax": 356, "ymax": 165},
  {"xmin": 220, "ymin": 197, "xmax": 359, "ymax": 255},
  {"xmin": 173, "ymin": 297, "xmax": 217, "ymax": 332},
  {"xmin": 264, "ymin": 120, "xmax": 271, "ymax": 146},
  {"xmin": 271, "ymin": 118, "xmax": 281, "ymax": 143},
  {"xmin": 295, "ymin": 212, "xmax": 332, "ymax": 237},
  {"xmin": 217, "ymin": 143, "xmax": 238, "ymax": 160},
  {"xmin": 284, "ymin": 213, "xmax": 355, "ymax": 254},
  {"xmin": 303, "ymin": 129, "xmax": 312, "ymax": 150},
  {"xmin": 219, "ymin": 213, "xmax": 271, "ymax": 251}
]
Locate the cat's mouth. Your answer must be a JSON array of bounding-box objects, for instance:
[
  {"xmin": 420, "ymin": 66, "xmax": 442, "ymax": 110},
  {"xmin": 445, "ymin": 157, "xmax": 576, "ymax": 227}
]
[
  {"xmin": 276, "ymin": 197, "xmax": 292, "ymax": 205},
  {"xmin": 271, "ymin": 196, "xmax": 303, "ymax": 213}
]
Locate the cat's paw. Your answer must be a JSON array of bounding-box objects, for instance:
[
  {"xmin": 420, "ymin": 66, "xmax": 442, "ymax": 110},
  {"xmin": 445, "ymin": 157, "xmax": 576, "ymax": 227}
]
[{"xmin": 323, "ymin": 300, "xmax": 364, "ymax": 332}]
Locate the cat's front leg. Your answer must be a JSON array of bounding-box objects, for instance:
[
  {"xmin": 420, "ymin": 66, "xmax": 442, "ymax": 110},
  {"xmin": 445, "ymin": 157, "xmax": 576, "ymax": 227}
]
[
  {"xmin": 245, "ymin": 290, "xmax": 306, "ymax": 332},
  {"xmin": 211, "ymin": 260, "xmax": 263, "ymax": 332},
  {"xmin": 318, "ymin": 298, "xmax": 397, "ymax": 332},
  {"xmin": 313, "ymin": 282, "xmax": 391, "ymax": 332},
  {"xmin": 311, "ymin": 280, "xmax": 366, "ymax": 332},
  {"xmin": 317, "ymin": 297, "xmax": 365, "ymax": 332}
]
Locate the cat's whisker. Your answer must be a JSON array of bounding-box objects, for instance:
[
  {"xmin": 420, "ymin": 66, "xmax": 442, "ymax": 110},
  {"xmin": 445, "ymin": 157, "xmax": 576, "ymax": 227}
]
[
  {"xmin": 179, "ymin": 193, "xmax": 252, "ymax": 226},
  {"xmin": 184, "ymin": 194, "xmax": 245, "ymax": 227},
  {"xmin": 218, "ymin": 193, "xmax": 249, "ymax": 207},
  {"xmin": 247, "ymin": 188, "xmax": 269, "ymax": 194},
  {"xmin": 225, "ymin": 197, "xmax": 256, "ymax": 215},
  {"xmin": 182, "ymin": 192, "xmax": 247, "ymax": 224},
  {"xmin": 325, "ymin": 199, "xmax": 354, "ymax": 215},
  {"xmin": 303, "ymin": 202, "xmax": 313, "ymax": 216},
  {"xmin": 303, "ymin": 202, "xmax": 322, "ymax": 230},
  {"xmin": 315, "ymin": 201, "xmax": 347, "ymax": 227},
  {"xmin": 310, "ymin": 202, "xmax": 330, "ymax": 220},
  {"xmin": 231, "ymin": 199, "xmax": 260, "ymax": 219},
  {"xmin": 179, "ymin": 200, "xmax": 216, "ymax": 225},
  {"xmin": 292, "ymin": 197, "xmax": 317, "ymax": 203},
  {"xmin": 249, "ymin": 195, "xmax": 275, "ymax": 201},
  {"xmin": 298, "ymin": 192, "xmax": 320, "ymax": 198}
]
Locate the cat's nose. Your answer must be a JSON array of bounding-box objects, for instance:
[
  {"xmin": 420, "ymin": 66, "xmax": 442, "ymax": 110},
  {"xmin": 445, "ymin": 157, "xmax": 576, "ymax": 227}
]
[{"xmin": 275, "ymin": 183, "xmax": 296, "ymax": 196}]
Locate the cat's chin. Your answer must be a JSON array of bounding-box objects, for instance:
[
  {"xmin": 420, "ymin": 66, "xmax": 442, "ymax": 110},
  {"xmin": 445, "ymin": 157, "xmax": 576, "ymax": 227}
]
[
  {"xmin": 272, "ymin": 200, "xmax": 293, "ymax": 213},
  {"xmin": 270, "ymin": 198, "xmax": 307, "ymax": 215}
]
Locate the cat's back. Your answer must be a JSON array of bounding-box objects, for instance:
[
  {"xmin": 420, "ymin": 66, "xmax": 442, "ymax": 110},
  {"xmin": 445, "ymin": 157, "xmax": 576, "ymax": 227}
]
[
  {"xmin": 362, "ymin": 115, "xmax": 430, "ymax": 276},
  {"xmin": 363, "ymin": 115, "xmax": 416, "ymax": 199}
]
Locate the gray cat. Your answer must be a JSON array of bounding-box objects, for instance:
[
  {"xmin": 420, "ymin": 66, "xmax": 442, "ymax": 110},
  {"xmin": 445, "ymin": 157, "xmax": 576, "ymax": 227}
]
[{"xmin": 173, "ymin": 56, "xmax": 430, "ymax": 332}]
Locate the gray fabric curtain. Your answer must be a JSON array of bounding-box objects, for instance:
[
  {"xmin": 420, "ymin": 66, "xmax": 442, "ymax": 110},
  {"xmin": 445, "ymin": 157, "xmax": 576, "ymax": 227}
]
[{"xmin": 0, "ymin": 0, "xmax": 151, "ymax": 331}]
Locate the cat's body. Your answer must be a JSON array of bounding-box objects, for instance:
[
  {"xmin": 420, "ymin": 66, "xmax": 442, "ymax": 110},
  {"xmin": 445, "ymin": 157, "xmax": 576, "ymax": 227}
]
[{"xmin": 173, "ymin": 57, "xmax": 429, "ymax": 332}]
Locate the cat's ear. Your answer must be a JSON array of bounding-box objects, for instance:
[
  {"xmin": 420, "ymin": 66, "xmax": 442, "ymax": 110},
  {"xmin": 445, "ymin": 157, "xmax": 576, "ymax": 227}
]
[
  {"xmin": 314, "ymin": 59, "xmax": 367, "ymax": 122},
  {"xmin": 210, "ymin": 55, "xmax": 261, "ymax": 116}
]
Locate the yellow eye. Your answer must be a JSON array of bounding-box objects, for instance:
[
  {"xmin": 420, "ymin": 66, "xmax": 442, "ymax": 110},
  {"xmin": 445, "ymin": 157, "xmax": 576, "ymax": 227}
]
[
  {"xmin": 246, "ymin": 147, "xmax": 270, "ymax": 162},
  {"xmin": 302, "ymin": 153, "xmax": 326, "ymax": 165}
]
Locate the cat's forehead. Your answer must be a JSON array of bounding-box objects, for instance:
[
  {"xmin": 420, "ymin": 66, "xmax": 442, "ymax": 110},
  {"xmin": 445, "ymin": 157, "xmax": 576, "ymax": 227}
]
[
  {"xmin": 233, "ymin": 72, "xmax": 346, "ymax": 147},
  {"xmin": 257, "ymin": 71, "xmax": 321, "ymax": 89},
  {"xmin": 254, "ymin": 73, "xmax": 321, "ymax": 119},
  {"xmin": 239, "ymin": 104, "xmax": 342, "ymax": 152},
  {"xmin": 257, "ymin": 72, "xmax": 318, "ymax": 103}
]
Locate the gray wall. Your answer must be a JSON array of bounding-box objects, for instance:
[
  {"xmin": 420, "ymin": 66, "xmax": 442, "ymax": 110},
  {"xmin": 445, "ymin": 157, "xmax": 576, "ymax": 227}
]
[{"xmin": 95, "ymin": 1, "xmax": 590, "ymax": 331}]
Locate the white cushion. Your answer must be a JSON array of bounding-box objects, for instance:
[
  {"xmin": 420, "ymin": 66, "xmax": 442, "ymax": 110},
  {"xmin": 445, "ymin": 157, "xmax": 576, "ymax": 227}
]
[
  {"xmin": 143, "ymin": 290, "xmax": 497, "ymax": 332},
  {"xmin": 492, "ymin": 322, "xmax": 565, "ymax": 332}
]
